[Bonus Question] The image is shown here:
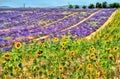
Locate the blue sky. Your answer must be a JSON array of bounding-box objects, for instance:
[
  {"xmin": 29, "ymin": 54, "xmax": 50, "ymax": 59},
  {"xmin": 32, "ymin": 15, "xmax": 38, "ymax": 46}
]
[{"xmin": 0, "ymin": 0, "xmax": 120, "ymax": 8}]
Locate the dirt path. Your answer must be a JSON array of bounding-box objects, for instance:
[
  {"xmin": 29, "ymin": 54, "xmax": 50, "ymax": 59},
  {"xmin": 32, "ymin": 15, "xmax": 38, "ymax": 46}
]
[{"xmin": 85, "ymin": 9, "xmax": 118, "ymax": 40}]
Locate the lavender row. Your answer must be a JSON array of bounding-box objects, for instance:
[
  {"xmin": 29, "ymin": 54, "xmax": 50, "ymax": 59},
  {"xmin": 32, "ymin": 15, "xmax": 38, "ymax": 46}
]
[
  {"xmin": 53, "ymin": 9, "xmax": 116, "ymax": 39},
  {"xmin": 0, "ymin": 9, "xmax": 99, "ymax": 47}
]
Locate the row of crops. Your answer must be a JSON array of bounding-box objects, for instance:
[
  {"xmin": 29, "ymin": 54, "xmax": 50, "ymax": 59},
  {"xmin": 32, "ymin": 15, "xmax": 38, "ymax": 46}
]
[
  {"xmin": 0, "ymin": 8, "xmax": 120, "ymax": 78},
  {"xmin": 0, "ymin": 8, "xmax": 116, "ymax": 52}
]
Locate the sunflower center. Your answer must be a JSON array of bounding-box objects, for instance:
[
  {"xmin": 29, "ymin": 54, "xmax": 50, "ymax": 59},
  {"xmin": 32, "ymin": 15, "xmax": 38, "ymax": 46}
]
[
  {"xmin": 17, "ymin": 44, "xmax": 20, "ymax": 47},
  {"xmin": 5, "ymin": 54, "xmax": 10, "ymax": 58}
]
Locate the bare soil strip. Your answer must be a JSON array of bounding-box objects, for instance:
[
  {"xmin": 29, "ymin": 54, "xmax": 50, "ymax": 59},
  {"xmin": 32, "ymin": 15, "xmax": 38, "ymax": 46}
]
[{"xmin": 85, "ymin": 9, "xmax": 117, "ymax": 40}]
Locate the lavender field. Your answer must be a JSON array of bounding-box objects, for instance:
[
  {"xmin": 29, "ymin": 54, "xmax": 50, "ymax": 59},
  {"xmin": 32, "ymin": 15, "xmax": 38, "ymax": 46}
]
[{"xmin": 0, "ymin": 8, "xmax": 120, "ymax": 79}]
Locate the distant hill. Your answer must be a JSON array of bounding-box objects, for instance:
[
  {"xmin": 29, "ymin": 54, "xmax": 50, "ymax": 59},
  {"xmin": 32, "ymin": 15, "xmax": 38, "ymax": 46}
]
[{"xmin": 0, "ymin": 6, "xmax": 11, "ymax": 8}]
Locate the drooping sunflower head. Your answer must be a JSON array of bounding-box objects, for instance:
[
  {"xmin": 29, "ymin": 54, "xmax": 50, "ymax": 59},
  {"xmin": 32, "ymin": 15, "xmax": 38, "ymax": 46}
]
[{"xmin": 14, "ymin": 42, "xmax": 22, "ymax": 49}]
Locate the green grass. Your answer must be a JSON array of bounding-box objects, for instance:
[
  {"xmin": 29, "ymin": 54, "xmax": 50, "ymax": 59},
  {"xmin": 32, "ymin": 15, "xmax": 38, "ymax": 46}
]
[{"xmin": 0, "ymin": 9, "xmax": 120, "ymax": 79}]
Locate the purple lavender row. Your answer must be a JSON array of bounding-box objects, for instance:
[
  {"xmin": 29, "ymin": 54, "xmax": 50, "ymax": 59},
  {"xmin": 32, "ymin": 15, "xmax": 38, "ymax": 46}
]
[
  {"xmin": 0, "ymin": 12, "xmax": 49, "ymax": 29},
  {"xmin": 0, "ymin": 9, "xmax": 99, "ymax": 48},
  {"xmin": 0, "ymin": 9, "xmax": 74, "ymax": 29},
  {"xmin": 28, "ymin": 9, "xmax": 99, "ymax": 36},
  {"xmin": 53, "ymin": 9, "xmax": 116, "ymax": 39},
  {"xmin": 2, "ymin": 9, "xmax": 96, "ymax": 39},
  {"xmin": 0, "ymin": 13, "xmax": 70, "ymax": 38}
]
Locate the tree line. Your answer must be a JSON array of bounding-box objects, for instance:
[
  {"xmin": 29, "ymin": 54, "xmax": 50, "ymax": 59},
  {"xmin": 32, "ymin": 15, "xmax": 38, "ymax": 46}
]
[{"xmin": 68, "ymin": 2, "xmax": 120, "ymax": 9}]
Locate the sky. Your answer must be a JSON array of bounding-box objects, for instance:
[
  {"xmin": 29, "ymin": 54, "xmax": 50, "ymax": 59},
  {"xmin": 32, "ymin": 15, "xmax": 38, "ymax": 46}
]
[{"xmin": 0, "ymin": 0, "xmax": 120, "ymax": 8}]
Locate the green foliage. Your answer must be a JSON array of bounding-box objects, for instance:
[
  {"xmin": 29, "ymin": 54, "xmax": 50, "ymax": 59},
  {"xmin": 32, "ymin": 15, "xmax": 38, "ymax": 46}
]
[
  {"xmin": 88, "ymin": 4, "xmax": 95, "ymax": 9},
  {"xmin": 102, "ymin": 1, "xmax": 108, "ymax": 8},
  {"xmin": 82, "ymin": 5, "xmax": 87, "ymax": 9},
  {"xmin": 68, "ymin": 4, "xmax": 73, "ymax": 9},
  {"xmin": 75, "ymin": 5, "xmax": 79, "ymax": 9},
  {"xmin": 96, "ymin": 2, "xmax": 102, "ymax": 8}
]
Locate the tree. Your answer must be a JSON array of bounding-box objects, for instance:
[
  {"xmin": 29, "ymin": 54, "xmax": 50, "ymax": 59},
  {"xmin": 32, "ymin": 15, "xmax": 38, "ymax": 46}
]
[
  {"xmin": 112, "ymin": 2, "xmax": 120, "ymax": 8},
  {"xmin": 75, "ymin": 5, "xmax": 79, "ymax": 9},
  {"xmin": 68, "ymin": 4, "xmax": 73, "ymax": 9},
  {"xmin": 96, "ymin": 2, "xmax": 102, "ymax": 8},
  {"xmin": 88, "ymin": 4, "xmax": 95, "ymax": 8},
  {"xmin": 102, "ymin": 1, "xmax": 108, "ymax": 8},
  {"xmin": 82, "ymin": 5, "xmax": 87, "ymax": 9},
  {"xmin": 108, "ymin": 2, "xmax": 120, "ymax": 8}
]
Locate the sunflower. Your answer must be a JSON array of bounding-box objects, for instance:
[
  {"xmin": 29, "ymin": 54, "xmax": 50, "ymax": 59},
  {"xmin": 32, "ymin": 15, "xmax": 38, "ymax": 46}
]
[
  {"xmin": 89, "ymin": 53, "xmax": 96, "ymax": 59},
  {"xmin": 106, "ymin": 48, "xmax": 111, "ymax": 53},
  {"xmin": 4, "ymin": 53, "xmax": 10, "ymax": 59},
  {"xmin": 113, "ymin": 46, "xmax": 119, "ymax": 52},
  {"xmin": 67, "ymin": 56, "xmax": 71, "ymax": 61},
  {"xmin": 87, "ymin": 63, "xmax": 92, "ymax": 70},
  {"xmin": 77, "ymin": 64, "xmax": 83, "ymax": 70},
  {"xmin": 62, "ymin": 42, "xmax": 66, "ymax": 47},
  {"xmin": 96, "ymin": 71, "xmax": 101, "ymax": 78},
  {"xmin": 104, "ymin": 40, "xmax": 109, "ymax": 45},
  {"xmin": 104, "ymin": 33, "xmax": 109, "ymax": 38},
  {"xmin": 90, "ymin": 45, "xmax": 94, "ymax": 50},
  {"xmin": 59, "ymin": 66, "xmax": 64, "ymax": 72},
  {"xmin": 62, "ymin": 47, "xmax": 65, "ymax": 50},
  {"xmin": 71, "ymin": 51, "xmax": 75, "ymax": 56},
  {"xmin": 37, "ymin": 50, "xmax": 43, "ymax": 56},
  {"xmin": 14, "ymin": 42, "xmax": 22, "ymax": 49},
  {"xmin": 90, "ymin": 46, "xmax": 96, "ymax": 52},
  {"xmin": 108, "ymin": 54, "xmax": 114, "ymax": 60},
  {"xmin": 54, "ymin": 37, "xmax": 59, "ymax": 42}
]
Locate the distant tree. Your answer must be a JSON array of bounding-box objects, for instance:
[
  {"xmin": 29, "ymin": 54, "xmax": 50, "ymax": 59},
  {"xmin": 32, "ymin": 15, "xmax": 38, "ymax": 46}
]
[
  {"xmin": 96, "ymin": 2, "xmax": 102, "ymax": 8},
  {"xmin": 108, "ymin": 2, "xmax": 120, "ymax": 8},
  {"xmin": 68, "ymin": 4, "xmax": 73, "ymax": 9},
  {"xmin": 102, "ymin": 1, "xmax": 108, "ymax": 8},
  {"xmin": 88, "ymin": 4, "xmax": 95, "ymax": 8},
  {"xmin": 75, "ymin": 5, "xmax": 79, "ymax": 9},
  {"xmin": 108, "ymin": 4, "xmax": 113, "ymax": 8},
  {"xmin": 113, "ymin": 2, "xmax": 120, "ymax": 8},
  {"xmin": 82, "ymin": 5, "xmax": 87, "ymax": 9}
]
